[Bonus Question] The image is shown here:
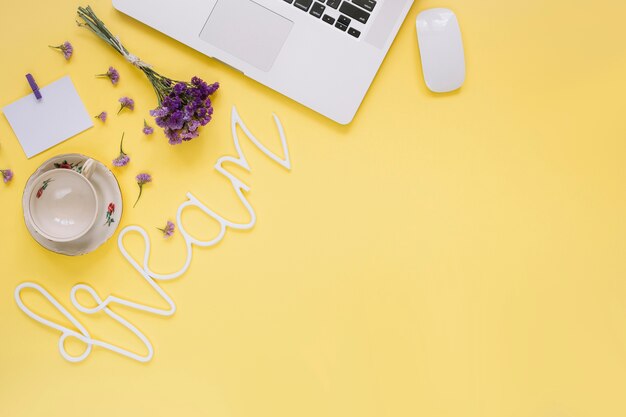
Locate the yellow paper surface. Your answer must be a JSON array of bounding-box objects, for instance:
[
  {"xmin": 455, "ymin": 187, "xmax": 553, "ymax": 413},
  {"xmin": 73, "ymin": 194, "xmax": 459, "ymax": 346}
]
[{"xmin": 1, "ymin": 1, "xmax": 626, "ymax": 416}]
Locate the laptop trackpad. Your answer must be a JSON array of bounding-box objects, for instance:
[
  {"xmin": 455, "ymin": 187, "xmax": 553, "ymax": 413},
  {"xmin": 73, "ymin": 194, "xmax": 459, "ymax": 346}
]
[{"xmin": 199, "ymin": 0, "xmax": 293, "ymax": 72}]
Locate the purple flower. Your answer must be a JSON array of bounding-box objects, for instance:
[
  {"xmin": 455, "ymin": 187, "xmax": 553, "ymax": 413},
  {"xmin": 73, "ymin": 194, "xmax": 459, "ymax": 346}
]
[
  {"xmin": 95, "ymin": 111, "xmax": 107, "ymax": 122},
  {"xmin": 157, "ymin": 220, "xmax": 175, "ymax": 238},
  {"xmin": 75, "ymin": 7, "xmax": 220, "ymax": 148},
  {"xmin": 149, "ymin": 78, "xmax": 219, "ymax": 145},
  {"xmin": 173, "ymin": 83, "xmax": 185, "ymax": 95},
  {"xmin": 168, "ymin": 110, "xmax": 184, "ymax": 130},
  {"xmin": 49, "ymin": 41, "xmax": 73, "ymax": 60},
  {"xmin": 207, "ymin": 82, "xmax": 219, "ymax": 95},
  {"xmin": 1, "ymin": 169, "xmax": 14, "ymax": 184},
  {"xmin": 118, "ymin": 96, "xmax": 134, "ymax": 114},
  {"xmin": 113, "ymin": 154, "xmax": 130, "ymax": 167},
  {"xmin": 134, "ymin": 173, "xmax": 152, "ymax": 208},
  {"xmin": 136, "ymin": 173, "xmax": 152, "ymax": 185},
  {"xmin": 151, "ymin": 107, "xmax": 169, "ymax": 118},
  {"xmin": 142, "ymin": 120, "xmax": 154, "ymax": 135},
  {"xmin": 96, "ymin": 66, "xmax": 120, "ymax": 85},
  {"xmin": 112, "ymin": 133, "xmax": 130, "ymax": 167}
]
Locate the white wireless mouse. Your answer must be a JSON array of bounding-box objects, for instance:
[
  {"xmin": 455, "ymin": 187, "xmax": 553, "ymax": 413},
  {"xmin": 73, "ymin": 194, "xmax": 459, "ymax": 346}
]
[{"xmin": 416, "ymin": 8, "xmax": 466, "ymax": 93}]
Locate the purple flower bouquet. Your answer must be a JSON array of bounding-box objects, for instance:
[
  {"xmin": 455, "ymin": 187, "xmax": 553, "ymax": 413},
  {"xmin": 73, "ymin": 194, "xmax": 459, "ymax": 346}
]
[{"xmin": 77, "ymin": 6, "xmax": 219, "ymax": 145}]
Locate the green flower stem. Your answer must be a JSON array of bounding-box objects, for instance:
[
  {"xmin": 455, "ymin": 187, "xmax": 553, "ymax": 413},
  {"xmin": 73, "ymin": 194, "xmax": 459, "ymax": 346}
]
[
  {"xmin": 133, "ymin": 184, "xmax": 143, "ymax": 208},
  {"xmin": 77, "ymin": 5, "xmax": 184, "ymax": 106}
]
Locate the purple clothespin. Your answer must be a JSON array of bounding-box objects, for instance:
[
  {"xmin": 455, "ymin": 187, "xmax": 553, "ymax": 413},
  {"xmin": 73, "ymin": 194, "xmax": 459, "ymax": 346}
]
[{"xmin": 26, "ymin": 73, "xmax": 42, "ymax": 100}]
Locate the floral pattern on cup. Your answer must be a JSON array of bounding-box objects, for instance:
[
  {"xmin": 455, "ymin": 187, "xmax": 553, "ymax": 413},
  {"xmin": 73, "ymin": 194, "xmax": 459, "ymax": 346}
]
[
  {"xmin": 105, "ymin": 202, "xmax": 116, "ymax": 227},
  {"xmin": 36, "ymin": 179, "xmax": 54, "ymax": 199},
  {"xmin": 54, "ymin": 160, "xmax": 83, "ymax": 173}
]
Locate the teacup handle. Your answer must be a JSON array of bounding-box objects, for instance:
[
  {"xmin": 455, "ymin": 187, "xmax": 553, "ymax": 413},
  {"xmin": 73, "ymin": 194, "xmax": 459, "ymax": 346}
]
[{"xmin": 81, "ymin": 159, "xmax": 96, "ymax": 180}]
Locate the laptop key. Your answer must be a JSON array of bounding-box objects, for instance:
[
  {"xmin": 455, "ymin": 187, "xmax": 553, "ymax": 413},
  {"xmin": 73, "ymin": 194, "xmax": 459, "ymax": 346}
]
[
  {"xmin": 339, "ymin": 2, "xmax": 370, "ymax": 24},
  {"xmin": 326, "ymin": 0, "xmax": 341, "ymax": 9},
  {"xmin": 283, "ymin": 0, "xmax": 294, "ymax": 3},
  {"xmin": 338, "ymin": 15, "xmax": 351, "ymax": 26},
  {"xmin": 335, "ymin": 21, "xmax": 348, "ymax": 31},
  {"xmin": 322, "ymin": 14, "xmax": 335, "ymax": 24},
  {"xmin": 351, "ymin": 0, "xmax": 376, "ymax": 12},
  {"xmin": 294, "ymin": 0, "xmax": 313, "ymax": 12},
  {"xmin": 310, "ymin": 2, "xmax": 325, "ymax": 18},
  {"xmin": 348, "ymin": 27, "xmax": 361, "ymax": 38}
]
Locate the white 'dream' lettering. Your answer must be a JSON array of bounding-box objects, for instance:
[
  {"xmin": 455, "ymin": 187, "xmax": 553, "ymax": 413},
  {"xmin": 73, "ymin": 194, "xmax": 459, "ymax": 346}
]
[{"xmin": 14, "ymin": 106, "xmax": 291, "ymax": 362}]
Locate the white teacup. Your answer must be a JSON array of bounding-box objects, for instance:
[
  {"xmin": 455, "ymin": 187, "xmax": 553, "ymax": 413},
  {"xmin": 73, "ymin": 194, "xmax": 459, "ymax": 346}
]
[{"xmin": 28, "ymin": 159, "xmax": 98, "ymax": 243}]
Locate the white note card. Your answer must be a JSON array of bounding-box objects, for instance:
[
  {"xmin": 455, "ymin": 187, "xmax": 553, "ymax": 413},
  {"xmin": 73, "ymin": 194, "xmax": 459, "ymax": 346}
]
[{"xmin": 2, "ymin": 76, "xmax": 93, "ymax": 158}]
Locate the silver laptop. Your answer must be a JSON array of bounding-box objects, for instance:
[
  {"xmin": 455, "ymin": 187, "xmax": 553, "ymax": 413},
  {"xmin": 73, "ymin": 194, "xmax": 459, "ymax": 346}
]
[{"xmin": 112, "ymin": 0, "xmax": 414, "ymax": 124}]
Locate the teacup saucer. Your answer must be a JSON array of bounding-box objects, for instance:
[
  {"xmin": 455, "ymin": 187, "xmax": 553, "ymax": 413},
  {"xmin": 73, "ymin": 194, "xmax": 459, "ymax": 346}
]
[{"xmin": 22, "ymin": 154, "xmax": 123, "ymax": 256}]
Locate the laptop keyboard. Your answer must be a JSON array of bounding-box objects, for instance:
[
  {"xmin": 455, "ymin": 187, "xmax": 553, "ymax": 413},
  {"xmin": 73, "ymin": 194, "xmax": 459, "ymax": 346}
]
[{"xmin": 282, "ymin": 0, "xmax": 377, "ymax": 39}]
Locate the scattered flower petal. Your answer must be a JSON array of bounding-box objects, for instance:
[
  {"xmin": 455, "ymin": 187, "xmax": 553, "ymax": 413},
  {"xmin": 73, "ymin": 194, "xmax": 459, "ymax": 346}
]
[
  {"xmin": 49, "ymin": 41, "xmax": 73, "ymax": 60},
  {"xmin": 96, "ymin": 66, "xmax": 119, "ymax": 85},
  {"xmin": 112, "ymin": 132, "xmax": 130, "ymax": 167},
  {"xmin": 133, "ymin": 173, "xmax": 152, "ymax": 208},
  {"xmin": 95, "ymin": 111, "xmax": 107, "ymax": 122},
  {"xmin": 118, "ymin": 96, "xmax": 134, "ymax": 114},
  {"xmin": 136, "ymin": 173, "xmax": 152, "ymax": 185},
  {"xmin": 157, "ymin": 220, "xmax": 175, "ymax": 238},
  {"xmin": 142, "ymin": 119, "xmax": 154, "ymax": 135},
  {"xmin": 1, "ymin": 169, "xmax": 14, "ymax": 184},
  {"xmin": 112, "ymin": 154, "xmax": 130, "ymax": 167}
]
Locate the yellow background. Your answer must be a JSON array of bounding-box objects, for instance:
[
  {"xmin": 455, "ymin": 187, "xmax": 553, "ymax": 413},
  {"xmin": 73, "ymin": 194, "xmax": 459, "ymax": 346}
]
[{"xmin": 1, "ymin": 0, "xmax": 626, "ymax": 416}]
